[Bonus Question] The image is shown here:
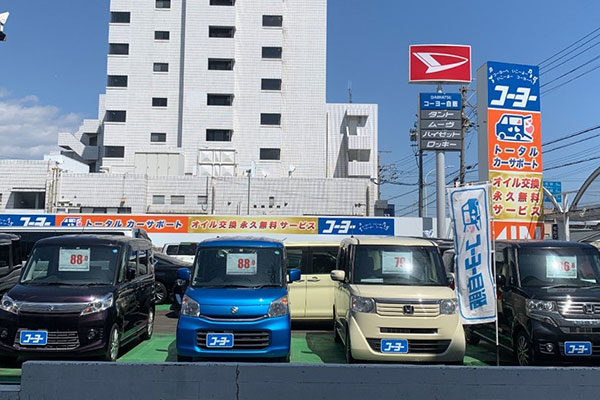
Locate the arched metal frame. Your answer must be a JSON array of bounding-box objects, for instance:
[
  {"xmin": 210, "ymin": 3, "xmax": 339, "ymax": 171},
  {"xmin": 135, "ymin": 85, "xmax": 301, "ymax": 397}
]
[{"xmin": 568, "ymin": 164, "xmax": 600, "ymax": 220}]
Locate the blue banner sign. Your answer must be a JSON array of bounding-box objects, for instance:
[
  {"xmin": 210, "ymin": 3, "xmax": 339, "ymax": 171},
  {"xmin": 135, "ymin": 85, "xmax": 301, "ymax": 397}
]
[
  {"xmin": 543, "ymin": 181, "xmax": 562, "ymax": 204},
  {"xmin": 420, "ymin": 93, "xmax": 462, "ymax": 110},
  {"xmin": 487, "ymin": 61, "xmax": 540, "ymax": 112},
  {"xmin": 318, "ymin": 218, "xmax": 395, "ymax": 236},
  {"xmin": 0, "ymin": 214, "xmax": 55, "ymax": 227}
]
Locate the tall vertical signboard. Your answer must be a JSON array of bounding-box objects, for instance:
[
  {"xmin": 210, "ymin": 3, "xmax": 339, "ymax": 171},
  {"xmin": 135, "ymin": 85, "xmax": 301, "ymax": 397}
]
[{"xmin": 477, "ymin": 62, "xmax": 544, "ymax": 239}]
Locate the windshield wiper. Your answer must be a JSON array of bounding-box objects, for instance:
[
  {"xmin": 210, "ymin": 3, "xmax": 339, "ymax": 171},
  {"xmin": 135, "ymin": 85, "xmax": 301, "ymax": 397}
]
[
  {"xmin": 194, "ymin": 283, "xmax": 253, "ymax": 288},
  {"xmin": 252, "ymin": 284, "xmax": 282, "ymax": 289},
  {"xmin": 542, "ymin": 284, "xmax": 587, "ymax": 289},
  {"xmin": 21, "ymin": 281, "xmax": 79, "ymax": 286}
]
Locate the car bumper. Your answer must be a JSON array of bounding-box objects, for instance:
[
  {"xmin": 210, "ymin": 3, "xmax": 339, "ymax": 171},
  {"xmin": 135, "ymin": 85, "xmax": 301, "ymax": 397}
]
[
  {"xmin": 176, "ymin": 314, "xmax": 291, "ymax": 359},
  {"xmin": 348, "ymin": 313, "xmax": 466, "ymax": 363},
  {"xmin": 532, "ymin": 320, "xmax": 600, "ymax": 363}
]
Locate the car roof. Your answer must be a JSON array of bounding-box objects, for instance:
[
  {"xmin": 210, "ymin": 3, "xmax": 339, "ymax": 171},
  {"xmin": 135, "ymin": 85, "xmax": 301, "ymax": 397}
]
[
  {"xmin": 0, "ymin": 233, "xmax": 19, "ymax": 246},
  {"xmin": 284, "ymin": 240, "xmax": 341, "ymax": 248},
  {"xmin": 198, "ymin": 236, "xmax": 284, "ymax": 248},
  {"xmin": 342, "ymin": 236, "xmax": 436, "ymax": 247},
  {"xmin": 154, "ymin": 252, "xmax": 192, "ymax": 266},
  {"xmin": 35, "ymin": 234, "xmax": 152, "ymax": 249},
  {"xmin": 498, "ymin": 240, "xmax": 596, "ymax": 249}
]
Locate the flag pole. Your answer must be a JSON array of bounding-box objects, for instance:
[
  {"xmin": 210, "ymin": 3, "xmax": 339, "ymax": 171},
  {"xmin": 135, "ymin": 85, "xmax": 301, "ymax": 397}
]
[{"xmin": 489, "ymin": 184, "xmax": 500, "ymax": 366}]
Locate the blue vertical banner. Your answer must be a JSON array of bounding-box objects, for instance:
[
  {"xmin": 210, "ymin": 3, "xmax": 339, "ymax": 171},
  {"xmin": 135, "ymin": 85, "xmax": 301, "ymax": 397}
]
[{"xmin": 448, "ymin": 185, "xmax": 497, "ymax": 324}]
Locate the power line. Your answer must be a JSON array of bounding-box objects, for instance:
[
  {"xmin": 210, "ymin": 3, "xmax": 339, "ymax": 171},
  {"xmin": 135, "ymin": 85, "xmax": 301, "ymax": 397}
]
[
  {"xmin": 540, "ymin": 35, "xmax": 600, "ymax": 75},
  {"xmin": 541, "ymin": 54, "xmax": 600, "ymax": 88},
  {"xmin": 542, "ymin": 125, "xmax": 600, "ymax": 147},
  {"xmin": 542, "ymin": 63, "xmax": 600, "ymax": 95},
  {"xmin": 544, "ymin": 155, "xmax": 600, "ymax": 172},
  {"xmin": 545, "ymin": 132, "xmax": 600, "ymax": 154},
  {"xmin": 539, "ymin": 26, "xmax": 600, "ymax": 67}
]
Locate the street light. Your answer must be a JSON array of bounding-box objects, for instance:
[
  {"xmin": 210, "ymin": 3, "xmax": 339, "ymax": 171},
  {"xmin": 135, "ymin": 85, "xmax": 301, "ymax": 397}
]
[{"xmin": 424, "ymin": 165, "xmax": 454, "ymax": 217}]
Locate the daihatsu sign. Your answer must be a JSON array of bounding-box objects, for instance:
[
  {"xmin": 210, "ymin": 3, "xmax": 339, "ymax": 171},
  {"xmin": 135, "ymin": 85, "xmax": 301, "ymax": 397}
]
[{"xmin": 409, "ymin": 44, "xmax": 472, "ymax": 83}]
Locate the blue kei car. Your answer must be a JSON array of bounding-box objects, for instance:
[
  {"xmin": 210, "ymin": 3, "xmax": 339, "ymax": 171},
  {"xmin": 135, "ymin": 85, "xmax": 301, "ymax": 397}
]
[{"xmin": 176, "ymin": 237, "xmax": 300, "ymax": 362}]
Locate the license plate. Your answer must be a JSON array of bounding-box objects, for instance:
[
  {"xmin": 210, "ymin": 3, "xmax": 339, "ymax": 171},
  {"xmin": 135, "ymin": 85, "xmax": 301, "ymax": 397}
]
[
  {"xmin": 564, "ymin": 341, "xmax": 592, "ymax": 356},
  {"xmin": 381, "ymin": 339, "xmax": 408, "ymax": 354},
  {"xmin": 206, "ymin": 333, "xmax": 234, "ymax": 348},
  {"xmin": 19, "ymin": 330, "xmax": 48, "ymax": 346}
]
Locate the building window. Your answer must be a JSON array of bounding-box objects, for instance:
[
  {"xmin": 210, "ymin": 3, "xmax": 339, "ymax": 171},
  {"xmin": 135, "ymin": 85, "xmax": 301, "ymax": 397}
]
[
  {"xmin": 107, "ymin": 75, "xmax": 128, "ymax": 88},
  {"xmin": 12, "ymin": 192, "xmax": 45, "ymax": 209},
  {"xmin": 261, "ymin": 79, "xmax": 282, "ymax": 91},
  {"xmin": 153, "ymin": 63, "xmax": 169, "ymax": 72},
  {"xmin": 151, "ymin": 132, "xmax": 167, "ymax": 143},
  {"xmin": 87, "ymin": 134, "xmax": 98, "ymax": 146},
  {"xmin": 171, "ymin": 195, "xmax": 185, "ymax": 205},
  {"xmin": 152, "ymin": 195, "xmax": 165, "ymax": 205},
  {"xmin": 109, "ymin": 43, "xmax": 129, "ymax": 55},
  {"xmin": 209, "ymin": 26, "xmax": 236, "ymax": 38},
  {"xmin": 0, "ymin": 193, "xmax": 2, "ymax": 205},
  {"xmin": 208, "ymin": 58, "xmax": 234, "ymax": 71},
  {"xmin": 206, "ymin": 129, "xmax": 233, "ymax": 142},
  {"xmin": 152, "ymin": 97, "xmax": 168, "ymax": 107},
  {"xmin": 348, "ymin": 149, "xmax": 370, "ymax": 162},
  {"xmin": 198, "ymin": 195, "xmax": 208, "ymax": 205},
  {"xmin": 154, "ymin": 31, "xmax": 170, "ymax": 40},
  {"xmin": 105, "ymin": 146, "xmax": 125, "ymax": 158},
  {"xmin": 207, "ymin": 94, "xmax": 234, "ymax": 106},
  {"xmin": 261, "ymin": 113, "xmax": 281, "ymax": 126},
  {"xmin": 260, "ymin": 148, "xmax": 281, "ymax": 160},
  {"xmin": 110, "ymin": 12, "xmax": 131, "ymax": 23},
  {"xmin": 210, "ymin": 0, "xmax": 235, "ymax": 5},
  {"xmin": 105, "ymin": 110, "xmax": 126, "ymax": 122},
  {"xmin": 263, "ymin": 15, "xmax": 282, "ymax": 27},
  {"xmin": 262, "ymin": 47, "xmax": 282, "ymax": 59},
  {"xmin": 156, "ymin": 0, "xmax": 171, "ymax": 9}
]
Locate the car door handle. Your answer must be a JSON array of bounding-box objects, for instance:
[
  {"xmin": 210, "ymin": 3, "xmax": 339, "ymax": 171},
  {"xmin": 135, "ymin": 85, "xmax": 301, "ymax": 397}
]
[{"xmin": 308, "ymin": 278, "xmax": 320, "ymax": 282}]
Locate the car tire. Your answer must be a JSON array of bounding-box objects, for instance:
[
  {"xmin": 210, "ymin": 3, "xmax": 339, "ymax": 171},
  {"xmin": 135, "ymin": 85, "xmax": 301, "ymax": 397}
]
[
  {"xmin": 465, "ymin": 326, "xmax": 481, "ymax": 345},
  {"xmin": 514, "ymin": 330, "xmax": 535, "ymax": 366},
  {"xmin": 274, "ymin": 354, "xmax": 291, "ymax": 363},
  {"xmin": 104, "ymin": 324, "xmax": 121, "ymax": 362},
  {"xmin": 177, "ymin": 354, "xmax": 193, "ymax": 362},
  {"xmin": 140, "ymin": 307, "xmax": 155, "ymax": 341},
  {"xmin": 154, "ymin": 282, "xmax": 169, "ymax": 305},
  {"xmin": 333, "ymin": 308, "xmax": 342, "ymax": 344},
  {"xmin": 345, "ymin": 329, "xmax": 356, "ymax": 364}
]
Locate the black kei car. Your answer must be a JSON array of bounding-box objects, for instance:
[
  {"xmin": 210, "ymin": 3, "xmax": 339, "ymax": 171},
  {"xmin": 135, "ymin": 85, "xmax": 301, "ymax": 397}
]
[
  {"xmin": 0, "ymin": 235, "xmax": 155, "ymax": 362},
  {"xmin": 470, "ymin": 241, "xmax": 600, "ymax": 366},
  {"xmin": 153, "ymin": 252, "xmax": 192, "ymax": 304},
  {"xmin": 0, "ymin": 234, "xmax": 22, "ymax": 295}
]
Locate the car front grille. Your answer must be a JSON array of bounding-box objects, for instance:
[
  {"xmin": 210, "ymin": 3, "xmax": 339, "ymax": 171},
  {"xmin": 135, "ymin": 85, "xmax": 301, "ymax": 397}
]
[
  {"xmin": 558, "ymin": 342, "xmax": 600, "ymax": 356},
  {"xmin": 14, "ymin": 330, "xmax": 80, "ymax": 351},
  {"xmin": 557, "ymin": 301, "xmax": 600, "ymax": 318},
  {"xmin": 196, "ymin": 330, "xmax": 270, "ymax": 350},
  {"xmin": 367, "ymin": 338, "xmax": 450, "ymax": 354},
  {"xmin": 376, "ymin": 302, "xmax": 440, "ymax": 317},
  {"xmin": 380, "ymin": 327, "xmax": 438, "ymax": 334}
]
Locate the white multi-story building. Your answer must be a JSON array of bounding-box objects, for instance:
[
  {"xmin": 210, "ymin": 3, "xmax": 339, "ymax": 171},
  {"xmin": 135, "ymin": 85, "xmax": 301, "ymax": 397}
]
[{"xmin": 47, "ymin": 0, "xmax": 381, "ymax": 215}]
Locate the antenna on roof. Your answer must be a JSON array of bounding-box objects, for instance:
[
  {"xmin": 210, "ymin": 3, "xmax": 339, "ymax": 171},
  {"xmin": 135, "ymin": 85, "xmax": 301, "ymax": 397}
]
[{"xmin": 348, "ymin": 81, "xmax": 353, "ymax": 104}]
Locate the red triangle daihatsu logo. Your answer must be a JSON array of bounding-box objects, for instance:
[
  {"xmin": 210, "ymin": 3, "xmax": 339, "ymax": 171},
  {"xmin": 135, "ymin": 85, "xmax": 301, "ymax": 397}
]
[{"xmin": 413, "ymin": 52, "xmax": 469, "ymax": 74}]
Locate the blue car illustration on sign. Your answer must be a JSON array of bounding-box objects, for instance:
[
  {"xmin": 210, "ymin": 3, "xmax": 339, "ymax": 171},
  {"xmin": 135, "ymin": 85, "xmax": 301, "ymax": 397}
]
[
  {"xmin": 461, "ymin": 199, "xmax": 481, "ymax": 232},
  {"xmin": 495, "ymin": 114, "xmax": 534, "ymax": 143}
]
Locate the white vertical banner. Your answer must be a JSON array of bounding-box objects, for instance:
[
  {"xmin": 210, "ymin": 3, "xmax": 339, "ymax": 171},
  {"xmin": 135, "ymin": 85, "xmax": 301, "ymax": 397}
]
[{"xmin": 448, "ymin": 185, "xmax": 497, "ymax": 325}]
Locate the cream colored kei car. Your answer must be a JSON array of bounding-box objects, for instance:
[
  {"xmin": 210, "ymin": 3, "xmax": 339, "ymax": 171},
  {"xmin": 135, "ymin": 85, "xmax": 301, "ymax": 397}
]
[
  {"xmin": 285, "ymin": 241, "xmax": 340, "ymax": 320},
  {"xmin": 331, "ymin": 237, "xmax": 465, "ymax": 363}
]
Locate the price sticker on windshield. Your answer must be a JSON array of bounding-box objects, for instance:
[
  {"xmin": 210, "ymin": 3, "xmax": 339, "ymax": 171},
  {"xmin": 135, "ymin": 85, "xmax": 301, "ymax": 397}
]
[
  {"xmin": 546, "ymin": 255, "xmax": 577, "ymax": 279},
  {"xmin": 226, "ymin": 253, "xmax": 257, "ymax": 275},
  {"xmin": 59, "ymin": 248, "xmax": 91, "ymax": 272},
  {"xmin": 382, "ymin": 252, "xmax": 413, "ymax": 275}
]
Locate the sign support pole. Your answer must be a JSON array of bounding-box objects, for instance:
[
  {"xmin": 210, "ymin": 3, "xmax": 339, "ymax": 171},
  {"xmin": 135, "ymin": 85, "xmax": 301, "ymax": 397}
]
[{"xmin": 435, "ymin": 84, "xmax": 446, "ymax": 238}]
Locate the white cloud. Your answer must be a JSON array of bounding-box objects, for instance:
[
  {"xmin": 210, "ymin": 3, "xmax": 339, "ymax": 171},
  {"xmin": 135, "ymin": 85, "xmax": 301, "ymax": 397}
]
[{"xmin": 0, "ymin": 92, "xmax": 82, "ymax": 160}]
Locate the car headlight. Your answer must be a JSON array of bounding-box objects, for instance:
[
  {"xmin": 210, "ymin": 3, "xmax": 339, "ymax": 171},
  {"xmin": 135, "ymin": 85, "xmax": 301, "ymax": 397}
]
[
  {"xmin": 351, "ymin": 296, "xmax": 375, "ymax": 313},
  {"xmin": 440, "ymin": 299, "xmax": 458, "ymax": 315},
  {"xmin": 181, "ymin": 295, "xmax": 200, "ymax": 317},
  {"xmin": 268, "ymin": 296, "xmax": 289, "ymax": 318},
  {"xmin": 81, "ymin": 293, "xmax": 114, "ymax": 316},
  {"xmin": 0, "ymin": 294, "xmax": 18, "ymax": 314},
  {"xmin": 526, "ymin": 299, "xmax": 557, "ymax": 313}
]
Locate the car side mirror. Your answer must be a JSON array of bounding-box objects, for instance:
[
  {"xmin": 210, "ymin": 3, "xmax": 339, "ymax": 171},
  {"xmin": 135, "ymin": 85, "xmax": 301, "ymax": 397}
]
[
  {"xmin": 177, "ymin": 268, "xmax": 191, "ymax": 282},
  {"xmin": 497, "ymin": 274, "xmax": 507, "ymax": 287},
  {"xmin": 288, "ymin": 268, "xmax": 301, "ymax": 283},
  {"xmin": 330, "ymin": 270, "xmax": 345, "ymax": 282},
  {"xmin": 447, "ymin": 273, "xmax": 456, "ymax": 290}
]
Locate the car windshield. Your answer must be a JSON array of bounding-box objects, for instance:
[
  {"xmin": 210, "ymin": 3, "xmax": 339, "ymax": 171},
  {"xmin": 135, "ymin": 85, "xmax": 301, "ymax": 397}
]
[
  {"xmin": 192, "ymin": 246, "xmax": 284, "ymax": 288},
  {"xmin": 20, "ymin": 245, "xmax": 121, "ymax": 285},
  {"xmin": 177, "ymin": 244, "xmax": 197, "ymax": 256},
  {"xmin": 352, "ymin": 245, "xmax": 446, "ymax": 286},
  {"xmin": 518, "ymin": 247, "xmax": 600, "ymax": 288},
  {"xmin": 0, "ymin": 245, "xmax": 9, "ymax": 268}
]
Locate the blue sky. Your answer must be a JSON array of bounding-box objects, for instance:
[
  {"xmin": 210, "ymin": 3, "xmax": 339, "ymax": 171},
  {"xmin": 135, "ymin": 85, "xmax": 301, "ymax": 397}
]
[{"xmin": 1, "ymin": 0, "xmax": 599, "ymax": 216}]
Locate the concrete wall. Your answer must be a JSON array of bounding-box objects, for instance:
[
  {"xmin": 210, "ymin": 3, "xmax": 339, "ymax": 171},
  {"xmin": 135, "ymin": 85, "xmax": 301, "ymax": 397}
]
[{"xmin": 10, "ymin": 362, "xmax": 600, "ymax": 400}]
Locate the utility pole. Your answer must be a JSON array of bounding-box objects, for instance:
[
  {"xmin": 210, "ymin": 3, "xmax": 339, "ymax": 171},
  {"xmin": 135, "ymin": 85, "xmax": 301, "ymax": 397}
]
[
  {"xmin": 435, "ymin": 84, "xmax": 446, "ymax": 238},
  {"xmin": 459, "ymin": 85, "xmax": 468, "ymax": 184},
  {"xmin": 418, "ymin": 149, "xmax": 424, "ymax": 217},
  {"xmin": 246, "ymin": 169, "xmax": 251, "ymax": 215}
]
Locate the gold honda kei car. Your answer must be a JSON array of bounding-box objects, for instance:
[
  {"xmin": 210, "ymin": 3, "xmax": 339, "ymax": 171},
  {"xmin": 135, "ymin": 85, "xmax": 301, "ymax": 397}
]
[{"xmin": 331, "ymin": 237, "xmax": 465, "ymax": 363}]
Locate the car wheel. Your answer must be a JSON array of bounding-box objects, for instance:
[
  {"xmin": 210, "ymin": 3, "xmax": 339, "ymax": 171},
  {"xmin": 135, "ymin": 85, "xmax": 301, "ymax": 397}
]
[
  {"xmin": 154, "ymin": 282, "xmax": 169, "ymax": 305},
  {"xmin": 345, "ymin": 328, "xmax": 356, "ymax": 364},
  {"xmin": 465, "ymin": 326, "xmax": 481, "ymax": 345},
  {"xmin": 499, "ymin": 133, "xmax": 506, "ymax": 140},
  {"xmin": 333, "ymin": 308, "xmax": 342, "ymax": 343},
  {"xmin": 177, "ymin": 354, "xmax": 193, "ymax": 362},
  {"xmin": 515, "ymin": 331, "xmax": 534, "ymax": 366},
  {"xmin": 104, "ymin": 325, "xmax": 121, "ymax": 362},
  {"xmin": 141, "ymin": 307, "xmax": 155, "ymax": 341}
]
